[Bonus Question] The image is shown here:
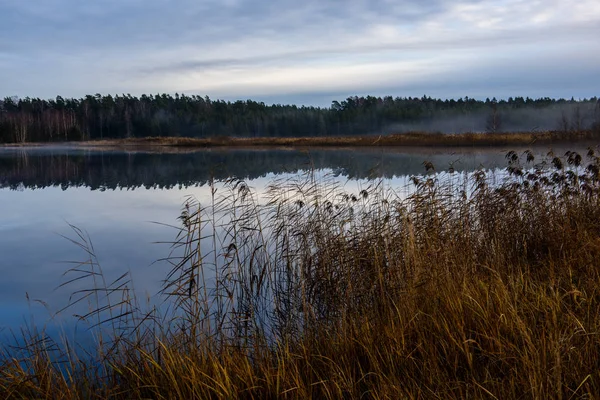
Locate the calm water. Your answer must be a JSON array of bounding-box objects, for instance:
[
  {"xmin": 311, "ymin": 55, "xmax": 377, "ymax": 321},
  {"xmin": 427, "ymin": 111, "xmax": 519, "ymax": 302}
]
[{"xmin": 0, "ymin": 144, "xmax": 594, "ymax": 339}]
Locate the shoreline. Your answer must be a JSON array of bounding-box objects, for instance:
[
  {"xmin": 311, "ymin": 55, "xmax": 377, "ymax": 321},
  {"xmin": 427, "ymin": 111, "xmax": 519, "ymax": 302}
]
[{"xmin": 1, "ymin": 130, "xmax": 598, "ymax": 150}]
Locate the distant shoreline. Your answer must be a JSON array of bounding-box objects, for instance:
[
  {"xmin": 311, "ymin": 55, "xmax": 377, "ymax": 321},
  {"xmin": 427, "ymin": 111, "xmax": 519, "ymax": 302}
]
[{"xmin": 1, "ymin": 130, "xmax": 598, "ymax": 149}]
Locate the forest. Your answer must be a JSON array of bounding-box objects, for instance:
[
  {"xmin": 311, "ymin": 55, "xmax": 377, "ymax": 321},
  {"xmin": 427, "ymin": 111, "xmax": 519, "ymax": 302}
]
[{"xmin": 0, "ymin": 93, "xmax": 599, "ymax": 143}]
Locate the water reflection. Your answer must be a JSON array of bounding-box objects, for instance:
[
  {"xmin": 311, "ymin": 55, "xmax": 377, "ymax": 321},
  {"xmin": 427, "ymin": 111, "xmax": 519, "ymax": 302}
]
[
  {"xmin": 1, "ymin": 145, "xmax": 585, "ymax": 190},
  {"xmin": 0, "ymin": 144, "xmax": 595, "ymax": 339}
]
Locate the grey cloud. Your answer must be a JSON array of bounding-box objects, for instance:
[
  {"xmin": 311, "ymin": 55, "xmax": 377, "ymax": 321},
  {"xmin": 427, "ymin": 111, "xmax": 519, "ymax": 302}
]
[
  {"xmin": 1, "ymin": 0, "xmax": 599, "ymax": 102},
  {"xmin": 0, "ymin": 0, "xmax": 453, "ymax": 55},
  {"xmin": 3, "ymin": 0, "xmax": 593, "ymax": 62},
  {"xmin": 194, "ymin": 46, "xmax": 600, "ymax": 106},
  {"xmin": 141, "ymin": 20, "xmax": 600, "ymax": 74}
]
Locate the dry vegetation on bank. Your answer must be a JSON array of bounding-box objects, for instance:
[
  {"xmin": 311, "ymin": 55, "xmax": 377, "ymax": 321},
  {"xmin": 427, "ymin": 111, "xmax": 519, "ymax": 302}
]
[
  {"xmin": 2, "ymin": 148, "xmax": 600, "ymax": 398},
  {"xmin": 2, "ymin": 129, "xmax": 599, "ymax": 149}
]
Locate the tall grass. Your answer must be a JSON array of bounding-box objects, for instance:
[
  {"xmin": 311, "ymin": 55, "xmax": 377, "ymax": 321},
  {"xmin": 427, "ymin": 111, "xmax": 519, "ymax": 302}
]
[
  {"xmin": 28, "ymin": 128, "xmax": 599, "ymax": 149},
  {"xmin": 3, "ymin": 148, "xmax": 600, "ymax": 398}
]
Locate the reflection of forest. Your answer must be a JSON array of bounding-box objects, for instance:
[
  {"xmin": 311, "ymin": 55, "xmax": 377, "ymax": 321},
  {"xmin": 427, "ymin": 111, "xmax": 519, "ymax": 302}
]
[{"xmin": 0, "ymin": 146, "xmax": 580, "ymax": 190}]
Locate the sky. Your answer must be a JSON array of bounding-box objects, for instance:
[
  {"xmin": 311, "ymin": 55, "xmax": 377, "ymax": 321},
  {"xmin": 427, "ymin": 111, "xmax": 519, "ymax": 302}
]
[{"xmin": 1, "ymin": 0, "xmax": 599, "ymax": 106}]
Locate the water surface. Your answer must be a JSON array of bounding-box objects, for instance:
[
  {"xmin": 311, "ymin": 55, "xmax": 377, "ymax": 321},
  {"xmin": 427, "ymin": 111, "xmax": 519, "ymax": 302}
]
[{"xmin": 0, "ymin": 144, "xmax": 594, "ymax": 339}]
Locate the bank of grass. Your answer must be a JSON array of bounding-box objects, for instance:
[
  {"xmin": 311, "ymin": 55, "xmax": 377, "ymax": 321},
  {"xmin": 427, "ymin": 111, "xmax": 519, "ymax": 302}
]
[
  {"xmin": 2, "ymin": 149, "xmax": 600, "ymax": 398},
  {"xmin": 4, "ymin": 129, "xmax": 597, "ymax": 149},
  {"xmin": 102, "ymin": 129, "xmax": 597, "ymax": 147}
]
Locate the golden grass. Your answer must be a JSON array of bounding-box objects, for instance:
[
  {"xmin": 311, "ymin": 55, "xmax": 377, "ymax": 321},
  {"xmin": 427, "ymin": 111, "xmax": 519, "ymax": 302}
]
[
  {"xmin": 96, "ymin": 129, "xmax": 597, "ymax": 148},
  {"xmin": 2, "ymin": 149, "xmax": 600, "ymax": 398},
  {"xmin": 4, "ymin": 129, "xmax": 597, "ymax": 149}
]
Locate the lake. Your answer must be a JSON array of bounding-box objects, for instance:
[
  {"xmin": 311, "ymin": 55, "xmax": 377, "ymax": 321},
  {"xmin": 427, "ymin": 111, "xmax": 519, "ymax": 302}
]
[{"xmin": 0, "ymin": 143, "xmax": 594, "ymax": 341}]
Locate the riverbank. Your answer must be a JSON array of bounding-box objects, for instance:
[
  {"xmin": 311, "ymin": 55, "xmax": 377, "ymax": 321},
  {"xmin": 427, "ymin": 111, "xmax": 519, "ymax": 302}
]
[{"xmin": 1, "ymin": 129, "xmax": 598, "ymax": 149}]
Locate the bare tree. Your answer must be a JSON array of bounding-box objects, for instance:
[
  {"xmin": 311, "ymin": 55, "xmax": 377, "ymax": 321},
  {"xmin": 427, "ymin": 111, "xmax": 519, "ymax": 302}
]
[
  {"xmin": 558, "ymin": 111, "xmax": 569, "ymax": 132},
  {"xmin": 486, "ymin": 102, "xmax": 502, "ymax": 133},
  {"xmin": 594, "ymin": 100, "xmax": 600, "ymax": 134},
  {"xmin": 572, "ymin": 105, "xmax": 582, "ymax": 131}
]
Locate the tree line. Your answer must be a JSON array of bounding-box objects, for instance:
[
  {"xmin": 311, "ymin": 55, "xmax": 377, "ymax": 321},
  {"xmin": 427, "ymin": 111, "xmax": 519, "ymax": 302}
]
[{"xmin": 0, "ymin": 93, "xmax": 599, "ymax": 143}]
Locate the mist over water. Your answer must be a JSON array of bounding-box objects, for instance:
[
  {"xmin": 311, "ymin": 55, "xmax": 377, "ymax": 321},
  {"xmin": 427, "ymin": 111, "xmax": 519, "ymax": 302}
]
[{"xmin": 382, "ymin": 101, "xmax": 600, "ymax": 134}]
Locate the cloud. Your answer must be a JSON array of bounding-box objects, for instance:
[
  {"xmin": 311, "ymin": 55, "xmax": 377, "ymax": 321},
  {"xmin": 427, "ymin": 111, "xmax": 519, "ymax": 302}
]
[{"xmin": 0, "ymin": 0, "xmax": 598, "ymax": 102}]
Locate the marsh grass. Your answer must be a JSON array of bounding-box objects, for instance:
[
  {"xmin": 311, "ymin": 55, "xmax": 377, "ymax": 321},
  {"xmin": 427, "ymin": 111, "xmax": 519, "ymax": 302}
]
[
  {"xmin": 25, "ymin": 128, "xmax": 600, "ymax": 149},
  {"xmin": 3, "ymin": 148, "xmax": 600, "ymax": 398}
]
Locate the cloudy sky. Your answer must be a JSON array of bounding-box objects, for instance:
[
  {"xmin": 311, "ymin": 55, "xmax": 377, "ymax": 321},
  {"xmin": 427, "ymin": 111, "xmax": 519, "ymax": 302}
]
[{"xmin": 1, "ymin": 0, "xmax": 599, "ymax": 105}]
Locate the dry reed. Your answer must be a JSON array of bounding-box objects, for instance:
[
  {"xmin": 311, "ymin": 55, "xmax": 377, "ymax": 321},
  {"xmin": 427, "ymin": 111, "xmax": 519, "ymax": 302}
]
[
  {"xmin": 6, "ymin": 129, "xmax": 598, "ymax": 149},
  {"xmin": 2, "ymin": 148, "xmax": 600, "ymax": 398}
]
